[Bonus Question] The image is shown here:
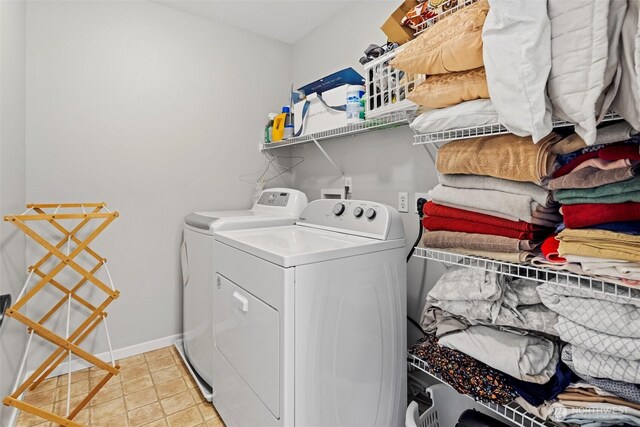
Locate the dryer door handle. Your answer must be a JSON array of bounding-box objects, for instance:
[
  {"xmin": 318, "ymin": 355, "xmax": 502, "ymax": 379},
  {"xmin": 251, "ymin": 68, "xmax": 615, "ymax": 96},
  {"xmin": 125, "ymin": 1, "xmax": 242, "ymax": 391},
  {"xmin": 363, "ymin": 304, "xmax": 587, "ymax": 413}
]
[{"xmin": 232, "ymin": 291, "xmax": 249, "ymax": 312}]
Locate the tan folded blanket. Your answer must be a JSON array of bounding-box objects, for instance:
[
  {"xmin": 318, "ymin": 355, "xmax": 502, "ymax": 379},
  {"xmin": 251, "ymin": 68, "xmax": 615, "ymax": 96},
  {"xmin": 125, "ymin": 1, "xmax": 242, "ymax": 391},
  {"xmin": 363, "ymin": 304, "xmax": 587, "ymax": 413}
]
[
  {"xmin": 436, "ymin": 132, "xmax": 563, "ymax": 183},
  {"xmin": 558, "ymin": 229, "xmax": 640, "ymax": 263},
  {"xmin": 422, "ymin": 230, "xmax": 538, "ymax": 253},
  {"xmin": 448, "ymin": 247, "xmax": 534, "ymax": 264},
  {"xmin": 559, "ymin": 388, "xmax": 640, "ymax": 411},
  {"xmin": 548, "ymin": 166, "xmax": 639, "ymax": 190}
]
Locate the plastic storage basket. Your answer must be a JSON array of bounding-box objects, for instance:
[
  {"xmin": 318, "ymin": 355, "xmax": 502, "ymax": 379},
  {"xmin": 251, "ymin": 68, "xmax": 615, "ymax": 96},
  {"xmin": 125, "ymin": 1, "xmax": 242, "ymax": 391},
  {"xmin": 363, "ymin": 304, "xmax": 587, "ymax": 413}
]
[
  {"xmin": 406, "ymin": 384, "xmax": 482, "ymax": 427},
  {"xmin": 363, "ymin": 47, "xmax": 424, "ymax": 119}
]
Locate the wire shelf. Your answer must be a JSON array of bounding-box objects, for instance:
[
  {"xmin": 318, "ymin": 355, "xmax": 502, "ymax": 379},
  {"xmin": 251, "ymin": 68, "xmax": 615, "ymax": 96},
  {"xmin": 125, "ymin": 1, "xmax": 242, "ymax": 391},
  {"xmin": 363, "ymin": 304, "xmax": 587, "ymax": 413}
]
[
  {"xmin": 413, "ymin": 111, "xmax": 623, "ymax": 145},
  {"xmin": 413, "ymin": 0, "xmax": 479, "ymax": 36},
  {"xmin": 413, "ymin": 247, "xmax": 640, "ymax": 303},
  {"xmin": 261, "ymin": 111, "xmax": 412, "ymax": 151},
  {"xmin": 410, "ymin": 355, "xmax": 558, "ymax": 427}
]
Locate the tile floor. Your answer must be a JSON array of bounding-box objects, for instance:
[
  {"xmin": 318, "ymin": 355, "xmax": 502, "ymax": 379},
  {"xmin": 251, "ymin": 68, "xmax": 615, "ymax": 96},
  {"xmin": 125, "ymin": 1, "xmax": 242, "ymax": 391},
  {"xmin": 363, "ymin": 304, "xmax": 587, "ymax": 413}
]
[{"xmin": 15, "ymin": 346, "xmax": 225, "ymax": 427}]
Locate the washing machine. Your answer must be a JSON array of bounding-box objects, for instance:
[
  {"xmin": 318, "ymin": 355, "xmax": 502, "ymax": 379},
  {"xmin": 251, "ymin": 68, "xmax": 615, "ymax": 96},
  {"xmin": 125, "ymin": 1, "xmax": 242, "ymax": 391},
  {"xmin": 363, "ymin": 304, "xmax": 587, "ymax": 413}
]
[
  {"xmin": 211, "ymin": 199, "xmax": 407, "ymax": 427},
  {"xmin": 178, "ymin": 188, "xmax": 307, "ymax": 400}
]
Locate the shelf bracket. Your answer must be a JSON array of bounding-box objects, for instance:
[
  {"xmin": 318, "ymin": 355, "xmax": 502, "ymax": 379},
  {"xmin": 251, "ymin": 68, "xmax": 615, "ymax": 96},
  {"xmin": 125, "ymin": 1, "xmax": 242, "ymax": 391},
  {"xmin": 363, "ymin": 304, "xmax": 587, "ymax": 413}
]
[{"xmin": 311, "ymin": 137, "xmax": 343, "ymax": 177}]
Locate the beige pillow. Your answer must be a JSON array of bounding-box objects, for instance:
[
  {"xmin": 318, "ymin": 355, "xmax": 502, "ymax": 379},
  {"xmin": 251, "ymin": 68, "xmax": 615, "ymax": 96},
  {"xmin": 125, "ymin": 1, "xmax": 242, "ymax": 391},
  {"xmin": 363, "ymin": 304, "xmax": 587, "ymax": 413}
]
[
  {"xmin": 390, "ymin": 0, "xmax": 489, "ymax": 75},
  {"xmin": 407, "ymin": 67, "xmax": 489, "ymax": 109}
]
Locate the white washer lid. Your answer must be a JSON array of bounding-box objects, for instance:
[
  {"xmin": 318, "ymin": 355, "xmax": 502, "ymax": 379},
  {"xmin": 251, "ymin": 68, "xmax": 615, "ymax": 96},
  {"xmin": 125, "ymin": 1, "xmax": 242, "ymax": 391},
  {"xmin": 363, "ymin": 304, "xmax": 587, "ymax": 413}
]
[
  {"xmin": 184, "ymin": 211, "xmax": 298, "ymax": 235},
  {"xmin": 215, "ymin": 225, "xmax": 404, "ymax": 268}
]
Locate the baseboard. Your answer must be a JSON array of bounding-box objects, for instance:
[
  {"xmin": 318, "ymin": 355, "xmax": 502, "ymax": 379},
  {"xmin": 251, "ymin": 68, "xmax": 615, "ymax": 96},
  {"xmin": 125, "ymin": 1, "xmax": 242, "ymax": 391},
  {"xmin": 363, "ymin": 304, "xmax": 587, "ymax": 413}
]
[{"xmin": 7, "ymin": 333, "xmax": 182, "ymax": 427}]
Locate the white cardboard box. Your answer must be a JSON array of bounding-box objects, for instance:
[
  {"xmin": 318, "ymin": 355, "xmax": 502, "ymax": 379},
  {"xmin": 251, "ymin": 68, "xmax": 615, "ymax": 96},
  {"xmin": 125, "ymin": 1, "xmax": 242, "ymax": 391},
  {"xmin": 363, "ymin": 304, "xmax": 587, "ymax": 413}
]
[{"xmin": 294, "ymin": 85, "xmax": 348, "ymax": 137}]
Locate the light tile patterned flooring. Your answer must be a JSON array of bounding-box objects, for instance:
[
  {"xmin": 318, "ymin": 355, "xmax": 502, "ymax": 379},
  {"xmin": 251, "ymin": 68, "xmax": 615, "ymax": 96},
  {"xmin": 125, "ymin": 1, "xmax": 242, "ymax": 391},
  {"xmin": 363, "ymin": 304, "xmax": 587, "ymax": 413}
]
[{"xmin": 15, "ymin": 346, "xmax": 226, "ymax": 427}]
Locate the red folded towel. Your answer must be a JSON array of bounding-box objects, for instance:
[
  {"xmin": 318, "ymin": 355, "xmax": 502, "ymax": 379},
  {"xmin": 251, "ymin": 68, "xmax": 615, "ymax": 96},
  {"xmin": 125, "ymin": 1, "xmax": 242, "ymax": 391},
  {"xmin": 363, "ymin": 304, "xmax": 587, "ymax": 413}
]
[
  {"xmin": 562, "ymin": 202, "xmax": 640, "ymax": 229},
  {"xmin": 553, "ymin": 151, "xmax": 599, "ymax": 178},
  {"xmin": 599, "ymin": 145, "xmax": 640, "ymax": 161},
  {"xmin": 422, "ymin": 216, "xmax": 542, "ymax": 240},
  {"xmin": 423, "ymin": 201, "xmax": 548, "ymax": 232},
  {"xmin": 541, "ymin": 235, "xmax": 565, "ymax": 263}
]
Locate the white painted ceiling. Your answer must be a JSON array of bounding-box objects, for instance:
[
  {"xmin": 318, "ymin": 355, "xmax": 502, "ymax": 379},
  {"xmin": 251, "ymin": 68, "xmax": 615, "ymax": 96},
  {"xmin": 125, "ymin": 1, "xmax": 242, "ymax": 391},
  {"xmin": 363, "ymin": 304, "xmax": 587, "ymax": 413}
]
[{"xmin": 153, "ymin": 1, "xmax": 358, "ymax": 44}]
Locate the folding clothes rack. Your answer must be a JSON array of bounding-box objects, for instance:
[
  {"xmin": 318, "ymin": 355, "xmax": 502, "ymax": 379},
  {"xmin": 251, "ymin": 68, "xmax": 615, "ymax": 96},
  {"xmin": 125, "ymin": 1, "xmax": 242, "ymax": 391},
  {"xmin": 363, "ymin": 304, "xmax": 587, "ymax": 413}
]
[{"xmin": 2, "ymin": 203, "xmax": 120, "ymax": 427}]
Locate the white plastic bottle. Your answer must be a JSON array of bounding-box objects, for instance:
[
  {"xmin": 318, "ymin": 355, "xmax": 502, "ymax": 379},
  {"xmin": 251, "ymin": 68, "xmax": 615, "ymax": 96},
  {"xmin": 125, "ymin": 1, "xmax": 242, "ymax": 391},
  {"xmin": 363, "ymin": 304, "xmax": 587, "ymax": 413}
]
[{"xmin": 346, "ymin": 85, "xmax": 365, "ymax": 124}]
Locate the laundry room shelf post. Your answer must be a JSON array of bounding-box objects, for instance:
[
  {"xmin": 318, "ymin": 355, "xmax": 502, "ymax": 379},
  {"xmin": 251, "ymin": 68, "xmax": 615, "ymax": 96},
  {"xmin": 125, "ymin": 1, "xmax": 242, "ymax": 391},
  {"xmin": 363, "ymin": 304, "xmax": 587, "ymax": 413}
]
[{"xmin": 2, "ymin": 202, "xmax": 120, "ymax": 427}]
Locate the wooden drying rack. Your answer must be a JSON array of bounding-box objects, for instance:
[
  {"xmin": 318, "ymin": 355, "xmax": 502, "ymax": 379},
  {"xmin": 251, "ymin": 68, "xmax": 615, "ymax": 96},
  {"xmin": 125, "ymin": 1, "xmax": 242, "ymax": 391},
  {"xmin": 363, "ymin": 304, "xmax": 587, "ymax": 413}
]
[{"xmin": 2, "ymin": 203, "xmax": 120, "ymax": 427}]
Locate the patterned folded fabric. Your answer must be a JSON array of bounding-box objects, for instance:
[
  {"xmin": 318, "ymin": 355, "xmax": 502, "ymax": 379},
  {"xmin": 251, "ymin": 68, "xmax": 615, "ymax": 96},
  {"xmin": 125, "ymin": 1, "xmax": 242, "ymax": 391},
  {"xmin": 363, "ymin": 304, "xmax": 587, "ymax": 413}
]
[
  {"xmin": 569, "ymin": 345, "xmax": 640, "ymax": 383},
  {"xmin": 409, "ymin": 334, "xmax": 518, "ymax": 404},
  {"xmin": 555, "ymin": 317, "xmax": 640, "ymax": 360},
  {"xmin": 538, "ymin": 283, "xmax": 640, "ymax": 338},
  {"xmin": 422, "ymin": 230, "xmax": 538, "ymax": 253},
  {"xmin": 425, "ymin": 267, "xmax": 558, "ymax": 335},
  {"xmin": 436, "ymin": 133, "xmax": 563, "ymax": 183},
  {"xmin": 557, "ymin": 228, "xmax": 640, "ymax": 263},
  {"xmin": 548, "ymin": 165, "xmax": 639, "ymax": 190},
  {"xmin": 562, "ymin": 345, "xmax": 640, "ymax": 404}
]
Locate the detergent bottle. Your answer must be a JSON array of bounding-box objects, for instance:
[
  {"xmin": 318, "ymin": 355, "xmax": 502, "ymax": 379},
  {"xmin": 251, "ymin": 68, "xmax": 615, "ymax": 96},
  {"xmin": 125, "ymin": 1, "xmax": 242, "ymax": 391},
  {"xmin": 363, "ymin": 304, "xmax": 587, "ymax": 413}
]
[{"xmin": 272, "ymin": 111, "xmax": 286, "ymax": 142}]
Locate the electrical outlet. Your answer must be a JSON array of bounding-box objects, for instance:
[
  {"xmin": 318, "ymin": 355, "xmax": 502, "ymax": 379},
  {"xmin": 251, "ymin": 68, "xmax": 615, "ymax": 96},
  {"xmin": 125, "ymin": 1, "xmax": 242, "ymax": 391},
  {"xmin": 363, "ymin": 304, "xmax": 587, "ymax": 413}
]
[
  {"xmin": 398, "ymin": 192, "xmax": 409, "ymax": 213},
  {"xmin": 414, "ymin": 192, "xmax": 429, "ymax": 213}
]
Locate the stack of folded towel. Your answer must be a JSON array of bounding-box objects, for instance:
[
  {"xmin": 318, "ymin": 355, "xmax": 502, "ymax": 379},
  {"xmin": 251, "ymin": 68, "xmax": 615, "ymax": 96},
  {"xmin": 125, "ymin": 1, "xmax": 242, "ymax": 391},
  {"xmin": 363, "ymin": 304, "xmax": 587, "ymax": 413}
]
[
  {"xmin": 422, "ymin": 132, "xmax": 572, "ymax": 262},
  {"xmin": 536, "ymin": 128, "xmax": 640, "ymax": 285}
]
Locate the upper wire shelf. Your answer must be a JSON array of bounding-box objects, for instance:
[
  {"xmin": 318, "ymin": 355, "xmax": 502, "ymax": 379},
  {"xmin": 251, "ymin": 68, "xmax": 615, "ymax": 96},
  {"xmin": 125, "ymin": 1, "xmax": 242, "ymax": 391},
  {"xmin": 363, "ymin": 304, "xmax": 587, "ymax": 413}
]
[
  {"xmin": 261, "ymin": 111, "xmax": 412, "ymax": 151},
  {"xmin": 413, "ymin": 0, "xmax": 479, "ymax": 36},
  {"xmin": 413, "ymin": 247, "xmax": 640, "ymax": 303},
  {"xmin": 410, "ymin": 355, "xmax": 558, "ymax": 427},
  {"xmin": 414, "ymin": 111, "xmax": 623, "ymax": 145}
]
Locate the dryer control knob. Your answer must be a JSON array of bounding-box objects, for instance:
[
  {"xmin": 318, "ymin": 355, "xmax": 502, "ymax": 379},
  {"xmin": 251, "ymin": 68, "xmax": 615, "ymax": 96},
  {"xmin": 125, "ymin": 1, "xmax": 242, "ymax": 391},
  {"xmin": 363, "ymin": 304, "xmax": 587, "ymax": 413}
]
[
  {"xmin": 365, "ymin": 208, "xmax": 376, "ymax": 219},
  {"xmin": 353, "ymin": 207, "xmax": 363, "ymax": 218},
  {"xmin": 333, "ymin": 203, "xmax": 346, "ymax": 216}
]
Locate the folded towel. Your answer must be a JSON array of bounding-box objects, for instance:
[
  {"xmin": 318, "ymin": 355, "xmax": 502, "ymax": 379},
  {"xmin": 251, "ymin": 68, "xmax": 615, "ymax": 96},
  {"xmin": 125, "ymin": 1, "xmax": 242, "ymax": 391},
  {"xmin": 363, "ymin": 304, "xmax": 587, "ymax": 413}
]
[
  {"xmin": 428, "ymin": 184, "xmax": 558, "ymax": 224},
  {"xmin": 422, "ymin": 230, "xmax": 538, "ymax": 253},
  {"xmin": 438, "ymin": 174, "xmax": 553, "ymax": 206},
  {"xmin": 436, "ymin": 132, "xmax": 563, "ymax": 183},
  {"xmin": 600, "ymin": 144, "xmax": 640, "ymax": 161},
  {"xmin": 430, "ymin": 200, "xmax": 559, "ymax": 228},
  {"xmin": 595, "ymin": 121, "xmax": 639, "ymax": 145},
  {"xmin": 439, "ymin": 325, "xmax": 558, "ymax": 383},
  {"xmin": 557, "ymin": 228, "xmax": 640, "ymax": 263},
  {"xmin": 553, "ymin": 151, "xmax": 600, "ymax": 178},
  {"xmin": 445, "ymin": 247, "xmax": 534, "ymax": 263},
  {"xmin": 561, "ymin": 202, "xmax": 640, "ymax": 228},
  {"xmin": 555, "ymin": 176, "xmax": 640, "ymax": 205},
  {"xmin": 592, "ymin": 221, "xmax": 640, "ymax": 234},
  {"xmin": 572, "ymin": 158, "xmax": 636, "ymax": 173},
  {"xmin": 423, "ymin": 201, "xmax": 544, "ymax": 232},
  {"xmin": 548, "ymin": 165, "xmax": 639, "ymax": 190},
  {"xmin": 423, "ymin": 216, "xmax": 543, "ymax": 240}
]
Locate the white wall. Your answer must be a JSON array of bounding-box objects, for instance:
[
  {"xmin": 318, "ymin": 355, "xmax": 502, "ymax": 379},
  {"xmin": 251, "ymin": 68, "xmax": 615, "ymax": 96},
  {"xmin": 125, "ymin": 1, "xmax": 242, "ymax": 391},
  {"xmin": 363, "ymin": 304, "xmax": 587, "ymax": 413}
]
[
  {"xmin": 25, "ymin": 0, "xmax": 292, "ymax": 362},
  {"xmin": 290, "ymin": 2, "xmax": 444, "ymax": 346},
  {"xmin": 0, "ymin": 0, "xmax": 27, "ymax": 425}
]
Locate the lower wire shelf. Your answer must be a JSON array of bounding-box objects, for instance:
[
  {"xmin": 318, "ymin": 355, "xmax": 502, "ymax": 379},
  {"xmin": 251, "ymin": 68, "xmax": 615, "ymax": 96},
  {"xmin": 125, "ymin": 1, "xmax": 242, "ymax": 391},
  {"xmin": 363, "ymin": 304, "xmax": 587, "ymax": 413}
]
[
  {"xmin": 410, "ymin": 355, "xmax": 558, "ymax": 427},
  {"xmin": 413, "ymin": 247, "xmax": 640, "ymax": 304}
]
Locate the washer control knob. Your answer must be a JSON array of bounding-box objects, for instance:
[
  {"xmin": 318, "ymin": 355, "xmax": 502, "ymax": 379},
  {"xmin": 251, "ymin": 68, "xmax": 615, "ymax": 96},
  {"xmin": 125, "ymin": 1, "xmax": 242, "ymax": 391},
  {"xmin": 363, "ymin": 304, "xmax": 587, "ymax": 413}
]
[
  {"xmin": 333, "ymin": 203, "xmax": 346, "ymax": 216},
  {"xmin": 365, "ymin": 208, "xmax": 376, "ymax": 219},
  {"xmin": 353, "ymin": 207, "xmax": 363, "ymax": 218}
]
